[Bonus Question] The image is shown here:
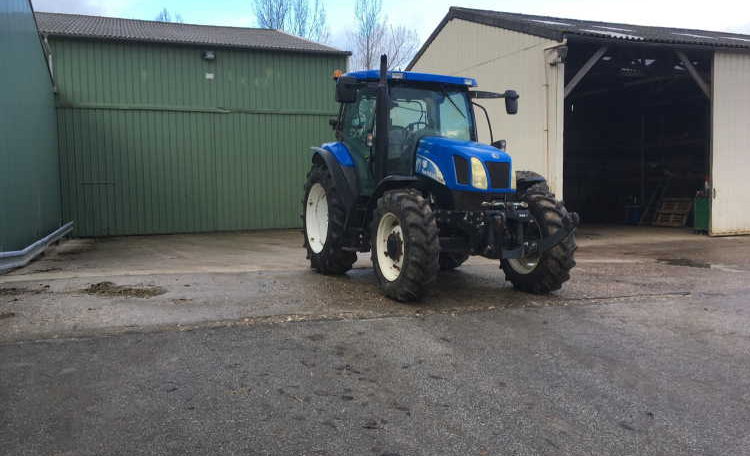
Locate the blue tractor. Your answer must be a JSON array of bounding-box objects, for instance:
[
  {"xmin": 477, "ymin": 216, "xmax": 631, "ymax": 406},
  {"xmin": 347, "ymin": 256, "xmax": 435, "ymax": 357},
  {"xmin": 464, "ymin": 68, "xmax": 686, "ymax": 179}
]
[{"xmin": 303, "ymin": 55, "xmax": 578, "ymax": 301}]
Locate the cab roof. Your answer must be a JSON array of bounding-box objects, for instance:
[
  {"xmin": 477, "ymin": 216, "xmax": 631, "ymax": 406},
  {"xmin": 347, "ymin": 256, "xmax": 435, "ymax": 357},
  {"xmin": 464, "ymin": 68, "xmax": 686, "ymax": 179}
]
[{"xmin": 344, "ymin": 70, "xmax": 477, "ymax": 87}]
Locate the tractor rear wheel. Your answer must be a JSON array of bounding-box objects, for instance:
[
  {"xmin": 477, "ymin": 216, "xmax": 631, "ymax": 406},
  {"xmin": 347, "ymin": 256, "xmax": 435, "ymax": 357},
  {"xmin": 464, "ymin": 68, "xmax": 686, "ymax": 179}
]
[
  {"xmin": 501, "ymin": 184, "xmax": 576, "ymax": 294},
  {"xmin": 302, "ymin": 162, "xmax": 356, "ymax": 274},
  {"xmin": 439, "ymin": 252, "xmax": 469, "ymax": 271},
  {"xmin": 371, "ymin": 190, "xmax": 439, "ymax": 302}
]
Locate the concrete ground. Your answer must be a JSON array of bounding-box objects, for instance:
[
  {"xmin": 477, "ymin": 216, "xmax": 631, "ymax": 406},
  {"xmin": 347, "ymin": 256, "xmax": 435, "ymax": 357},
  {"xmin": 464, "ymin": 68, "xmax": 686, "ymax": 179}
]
[{"xmin": 1, "ymin": 226, "xmax": 749, "ymax": 455}]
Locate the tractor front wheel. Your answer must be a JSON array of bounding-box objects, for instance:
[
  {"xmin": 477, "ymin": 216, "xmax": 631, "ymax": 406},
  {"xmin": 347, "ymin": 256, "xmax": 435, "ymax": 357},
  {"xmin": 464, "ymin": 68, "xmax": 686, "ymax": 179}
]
[
  {"xmin": 303, "ymin": 163, "xmax": 356, "ymax": 274},
  {"xmin": 371, "ymin": 190, "xmax": 439, "ymax": 302},
  {"xmin": 501, "ymin": 186, "xmax": 576, "ymax": 294}
]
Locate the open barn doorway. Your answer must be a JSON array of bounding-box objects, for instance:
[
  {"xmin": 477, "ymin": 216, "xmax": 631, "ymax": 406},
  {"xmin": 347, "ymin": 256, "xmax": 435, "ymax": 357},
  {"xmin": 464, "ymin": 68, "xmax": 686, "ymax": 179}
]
[{"xmin": 562, "ymin": 42, "xmax": 712, "ymax": 229}]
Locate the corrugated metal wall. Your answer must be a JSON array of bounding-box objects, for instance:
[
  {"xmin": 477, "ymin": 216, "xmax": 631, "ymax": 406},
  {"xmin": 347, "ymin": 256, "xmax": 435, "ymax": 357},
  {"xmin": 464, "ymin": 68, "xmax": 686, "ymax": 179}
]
[
  {"xmin": 0, "ymin": 0, "xmax": 61, "ymax": 251},
  {"xmin": 711, "ymin": 51, "xmax": 750, "ymax": 236},
  {"xmin": 51, "ymin": 38, "xmax": 345, "ymax": 236},
  {"xmin": 409, "ymin": 19, "xmax": 565, "ymax": 194}
]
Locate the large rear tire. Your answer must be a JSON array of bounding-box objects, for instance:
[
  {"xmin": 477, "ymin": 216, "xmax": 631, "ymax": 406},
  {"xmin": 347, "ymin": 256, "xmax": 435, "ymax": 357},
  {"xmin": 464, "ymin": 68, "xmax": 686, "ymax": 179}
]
[
  {"xmin": 371, "ymin": 190, "xmax": 439, "ymax": 302},
  {"xmin": 302, "ymin": 163, "xmax": 356, "ymax": 274},
  {"xmin": 501, "ymin": 183, "xmax": 576, "ymax": 294}
]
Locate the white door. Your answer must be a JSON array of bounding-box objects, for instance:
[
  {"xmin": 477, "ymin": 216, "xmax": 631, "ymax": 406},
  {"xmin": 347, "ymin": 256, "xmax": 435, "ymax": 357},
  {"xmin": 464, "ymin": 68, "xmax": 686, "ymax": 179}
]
[{"xmin": 711, "ymin": 51, "xmax": 750, "ymax": 235}]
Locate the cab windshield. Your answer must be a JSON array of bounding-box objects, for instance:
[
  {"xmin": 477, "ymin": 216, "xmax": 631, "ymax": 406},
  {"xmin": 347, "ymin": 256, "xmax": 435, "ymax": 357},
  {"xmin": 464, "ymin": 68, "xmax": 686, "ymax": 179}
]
[
  {"xmin": 382, "ymin": 85, "xmax": 475, "ymax": 175},
  {"xmin": 389, "ymin": 85, "xmax": 475, "ymax": 142}
]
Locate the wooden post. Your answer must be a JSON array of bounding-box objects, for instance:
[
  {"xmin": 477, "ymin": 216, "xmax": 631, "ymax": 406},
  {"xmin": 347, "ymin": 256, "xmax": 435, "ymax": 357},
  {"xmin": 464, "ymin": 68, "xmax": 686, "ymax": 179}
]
[
  {"xmin": 564, "ymin": 46, "xmax": 608, "ymax": 98},
  {"xmin": 676, "ymin": 50, "xmax": 711, "ymax": 99}
]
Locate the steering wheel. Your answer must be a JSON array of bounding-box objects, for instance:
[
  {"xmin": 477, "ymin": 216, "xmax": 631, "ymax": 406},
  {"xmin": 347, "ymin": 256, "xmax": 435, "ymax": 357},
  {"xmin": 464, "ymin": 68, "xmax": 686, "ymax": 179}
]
[{"xmin": 405, "ymin": 121, "xmax": 428, "ymax": 132}]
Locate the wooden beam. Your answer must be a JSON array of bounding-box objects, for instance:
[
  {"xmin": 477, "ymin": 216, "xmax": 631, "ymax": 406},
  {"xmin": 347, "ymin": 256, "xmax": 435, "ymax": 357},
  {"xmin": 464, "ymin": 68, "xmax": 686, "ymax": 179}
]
[
  {"xmin": 676, "ymin": 50, "xmax": 710, "ymax": 99},
  {"xmin": 564, "ymin": 46, "xmax": 608, "ymax": 98}
]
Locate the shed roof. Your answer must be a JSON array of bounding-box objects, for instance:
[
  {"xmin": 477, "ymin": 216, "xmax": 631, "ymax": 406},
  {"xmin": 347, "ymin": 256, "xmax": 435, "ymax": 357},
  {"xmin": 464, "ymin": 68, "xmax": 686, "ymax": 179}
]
[
  {"xmin": 409, "ymin": 7, "xmax": 750, "ymax": 68},
  {"xmin": 34, "ymin": 12, "xmax": 349, "ymax": 56}
]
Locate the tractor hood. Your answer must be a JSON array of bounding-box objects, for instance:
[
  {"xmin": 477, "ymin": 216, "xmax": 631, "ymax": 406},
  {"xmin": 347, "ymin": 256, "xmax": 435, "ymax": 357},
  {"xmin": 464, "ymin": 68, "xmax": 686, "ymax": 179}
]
[
  {"xmin": 415, "ymin": 136, "xmax": 514, "ymax": 193},
  {"xmin": 418, "ymin": 136, "xmax": 511, "ymax": 162}
]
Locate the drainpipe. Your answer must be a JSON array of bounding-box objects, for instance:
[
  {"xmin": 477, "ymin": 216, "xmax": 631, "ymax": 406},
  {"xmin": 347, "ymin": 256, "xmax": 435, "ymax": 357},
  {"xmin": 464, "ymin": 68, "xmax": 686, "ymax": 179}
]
[
  {"xmin": 41, "ymin": 34, "xmax": 56, "ymax": 92},
  {"xmin": 0, "ymin": 222, "xmax": 73, "ymax": 273}
]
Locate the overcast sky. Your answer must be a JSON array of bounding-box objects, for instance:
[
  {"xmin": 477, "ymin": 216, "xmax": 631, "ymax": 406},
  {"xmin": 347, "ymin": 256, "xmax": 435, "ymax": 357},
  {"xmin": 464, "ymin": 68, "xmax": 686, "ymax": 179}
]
[{"xmin": 31, "ymin": 0, "xmax": 750, "ymax": 51}]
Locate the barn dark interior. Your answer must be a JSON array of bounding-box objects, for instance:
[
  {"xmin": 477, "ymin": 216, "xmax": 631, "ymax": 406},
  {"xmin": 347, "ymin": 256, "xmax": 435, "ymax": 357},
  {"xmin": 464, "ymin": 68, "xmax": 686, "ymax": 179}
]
[{"xmin": 563, "ymin": 42, "xmax": 711, "ymax": 226}]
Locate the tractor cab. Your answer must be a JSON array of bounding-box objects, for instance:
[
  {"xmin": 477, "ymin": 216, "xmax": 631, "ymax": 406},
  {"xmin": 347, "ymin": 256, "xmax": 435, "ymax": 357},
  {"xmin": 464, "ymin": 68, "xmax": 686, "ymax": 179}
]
[{"xmin": 332, "ymin": 69, "xmax": 519, "ymax": 198}]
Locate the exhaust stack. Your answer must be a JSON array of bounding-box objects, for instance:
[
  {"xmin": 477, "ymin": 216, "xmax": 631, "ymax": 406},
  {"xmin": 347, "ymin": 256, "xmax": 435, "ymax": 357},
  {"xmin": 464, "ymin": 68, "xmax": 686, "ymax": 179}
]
[{"xmin": 374, "ymin": 54, "xmax": 389, "ymax": 180}]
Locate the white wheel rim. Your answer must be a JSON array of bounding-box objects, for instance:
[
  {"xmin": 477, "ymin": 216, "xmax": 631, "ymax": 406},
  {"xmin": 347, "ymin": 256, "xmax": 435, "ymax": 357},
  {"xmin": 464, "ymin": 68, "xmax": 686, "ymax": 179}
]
[
  {"xmin": 376, "ymin": 212, "xmax": 404, "ymax": 282},
  {"xmin": 305, "ymin": 183, "xmax": 328, "ymax": 254},
  {"xmin": 507, "ymin": 255, "xmax": 540, "ymax": 275}
]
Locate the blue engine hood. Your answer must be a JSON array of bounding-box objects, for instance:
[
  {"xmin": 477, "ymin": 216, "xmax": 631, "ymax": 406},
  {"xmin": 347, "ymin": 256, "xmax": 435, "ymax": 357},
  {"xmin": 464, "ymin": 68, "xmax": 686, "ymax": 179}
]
[{"xmin": 416, "ymin": 136, "xmax": 513, "ymax": 193}]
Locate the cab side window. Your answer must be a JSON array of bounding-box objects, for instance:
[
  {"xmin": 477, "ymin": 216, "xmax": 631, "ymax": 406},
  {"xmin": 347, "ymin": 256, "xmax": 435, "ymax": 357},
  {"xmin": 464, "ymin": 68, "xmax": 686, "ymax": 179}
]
[
  {"xmin": 340, "ymin": 86, "xmax": 377, "ymax": 194},
  {"xmin": 343, "ymin": 87, "xmax": 376, "ymax": 153}
]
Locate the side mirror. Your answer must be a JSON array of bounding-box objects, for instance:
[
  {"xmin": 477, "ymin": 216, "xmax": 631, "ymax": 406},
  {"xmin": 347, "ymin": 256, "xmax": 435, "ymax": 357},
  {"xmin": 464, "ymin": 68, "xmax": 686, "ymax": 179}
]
[
  {"xmin": 335, "ymin": 77, "xmax": 358, "ymax": 103},
  {"xmin": 328, "ymin": 117, "xmax": 339, "ymax": 130},
  {"xmin": 491, "ymin": 139, "xmax": 507, "ymax": 150},
  {"xmin": 504, "ymin": 90, "xmax": 519, "ymax": 115}
]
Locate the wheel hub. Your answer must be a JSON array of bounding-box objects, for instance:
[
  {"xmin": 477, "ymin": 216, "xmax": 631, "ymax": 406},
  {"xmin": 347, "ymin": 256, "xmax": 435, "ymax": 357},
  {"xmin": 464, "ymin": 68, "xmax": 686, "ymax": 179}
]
[
  {"xmin": 385, "ymin": 232, "xmax": 403, "ymax": 262},
  {"xmin": 376, "ymin": 212, "xmax": 405, "ymax": 282}
]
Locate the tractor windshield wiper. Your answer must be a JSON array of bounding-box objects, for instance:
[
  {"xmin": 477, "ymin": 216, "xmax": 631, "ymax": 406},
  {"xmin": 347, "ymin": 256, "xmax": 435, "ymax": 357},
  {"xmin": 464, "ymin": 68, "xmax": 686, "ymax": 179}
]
[{"xmin": 440, "ymin": 86, "xmax": 466, "ymax": 119}]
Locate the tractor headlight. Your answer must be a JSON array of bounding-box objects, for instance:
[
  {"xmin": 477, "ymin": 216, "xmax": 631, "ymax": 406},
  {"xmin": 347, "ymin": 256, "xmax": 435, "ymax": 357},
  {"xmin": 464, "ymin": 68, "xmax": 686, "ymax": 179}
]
[
  {"xmin": 470, "ymin": 157, "xmax": 488, "ymax": 189},
  {"xmin": 416, "ymin": 155, "xmax": 445, "ymax": 184}
]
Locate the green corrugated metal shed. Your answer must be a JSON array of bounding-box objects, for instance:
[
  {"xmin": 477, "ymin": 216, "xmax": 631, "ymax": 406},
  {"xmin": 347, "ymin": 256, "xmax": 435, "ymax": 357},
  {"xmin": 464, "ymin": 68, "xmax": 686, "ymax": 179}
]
[
  {"xmin": 0, "ymin": 1, "xmax": 62, "ymax": 252},
  {"xmin": 37, "ymin": 13, "xmax": 349, "ymax": 237}
]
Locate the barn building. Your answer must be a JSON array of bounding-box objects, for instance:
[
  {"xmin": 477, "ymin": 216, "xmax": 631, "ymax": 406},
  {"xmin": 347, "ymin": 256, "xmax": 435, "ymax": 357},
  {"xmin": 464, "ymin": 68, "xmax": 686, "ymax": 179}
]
[
  {"xmin": 408, "ymin": 7, "xmax": 750, "ymax": 235},
  {"xmin": 34, "ymin": 12, "xmax": 348, "ymax": 238}
]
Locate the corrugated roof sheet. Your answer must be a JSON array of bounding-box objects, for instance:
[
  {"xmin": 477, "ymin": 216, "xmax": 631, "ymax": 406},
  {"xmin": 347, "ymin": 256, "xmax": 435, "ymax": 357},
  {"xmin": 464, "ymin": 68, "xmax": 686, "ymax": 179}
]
[
  {"xmin": 409, "ymin": 7, "xmax": 750, "ymax": 69},
  {"xmin": 34, "ymin": 12, "xmax": 349, "ymax": 55},
  {"xmin": 450, "ymin": 8, "xmax": 750, "ymax": 48}
]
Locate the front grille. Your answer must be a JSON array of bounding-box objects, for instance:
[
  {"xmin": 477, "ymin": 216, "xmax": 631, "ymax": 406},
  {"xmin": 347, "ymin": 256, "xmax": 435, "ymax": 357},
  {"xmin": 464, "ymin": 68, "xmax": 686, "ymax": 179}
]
[
  {"xmin": 486, "ymin": 162, "xmax": 510, "ymax": 189},
  {"xmin": 453, "ymin": 155, "xmax": 470, "ymax": 185}
]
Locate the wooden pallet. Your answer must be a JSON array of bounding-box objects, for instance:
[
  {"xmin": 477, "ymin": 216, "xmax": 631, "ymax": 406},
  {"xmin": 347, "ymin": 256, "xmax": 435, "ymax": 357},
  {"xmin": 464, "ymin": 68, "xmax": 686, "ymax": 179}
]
[{"xmin": 652, "ymin": 198, "xmax": 693, "ymax": 227}]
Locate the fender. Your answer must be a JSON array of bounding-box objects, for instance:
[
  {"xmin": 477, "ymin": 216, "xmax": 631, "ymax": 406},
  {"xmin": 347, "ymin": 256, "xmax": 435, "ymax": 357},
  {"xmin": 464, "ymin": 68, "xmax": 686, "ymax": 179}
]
[
  {"xmin": 516, "ymin": 174, "xmax": 546, "ymax": 195},
  {"xmin": 320, "ymin": 141, "xmax": 355, "ymax": 167},
  {"xmin": 310, "ymin": 147, "xmax": 359, "ymax": 211},
  {"xmin": 366, "ymin": 175, "xmax": 423, "ymax": 215}
]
